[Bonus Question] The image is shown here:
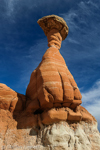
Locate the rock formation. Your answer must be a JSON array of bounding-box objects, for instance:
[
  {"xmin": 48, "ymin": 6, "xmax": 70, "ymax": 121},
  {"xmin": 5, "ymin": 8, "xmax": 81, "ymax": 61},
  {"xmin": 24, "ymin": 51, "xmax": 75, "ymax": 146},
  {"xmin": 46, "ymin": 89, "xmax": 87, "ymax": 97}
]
[
  {"xmin": 0, "ymin": 15, "xmax": 100, "ymax": 150},
  {"xmin": 25, "ymin": 15, "xmax": 91, "ymax": 123},
  {"xmin": 0, "ymin": 83, "xmax": 25, "ymax": 113},
  {"xmin": 26, "ymin": 15, "xmax": 82, "ymax": 113}
]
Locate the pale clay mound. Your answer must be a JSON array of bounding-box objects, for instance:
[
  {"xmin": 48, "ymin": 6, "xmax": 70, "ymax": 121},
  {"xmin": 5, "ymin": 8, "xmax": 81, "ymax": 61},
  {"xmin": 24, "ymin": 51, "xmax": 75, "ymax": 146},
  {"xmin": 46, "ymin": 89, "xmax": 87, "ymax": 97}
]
[{"xmin": 0, "ymin": 110, "xmax": 100, "ymax": 150}]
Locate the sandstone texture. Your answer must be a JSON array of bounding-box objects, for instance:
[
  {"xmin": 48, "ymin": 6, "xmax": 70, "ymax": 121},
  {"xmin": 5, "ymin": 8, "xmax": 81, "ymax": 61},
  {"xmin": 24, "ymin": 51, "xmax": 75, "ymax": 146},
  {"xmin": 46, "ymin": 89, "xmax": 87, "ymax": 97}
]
[
  {"xmin": 26, "ymin": 28, "xmax": 82, "ymax": 113},
  {"xmin": 0, "ymin": 109, "xmax": 100, "ymax": 150},
  {"xmin": 0, "ymin": 83, "xmax": 25, "ymax": 113},
  {"xmin": 0, "ymin": 15, "xmax": 100, "ymax": 150},
  {"xmin": 0, "ymin": 83, "xmax": 96, "ymax": 127},
  {"xmin": 26, "ymin": 15, "xmax": 83, "ymax": 116},
  {"xmin": 37, "ymin": 15, "xmax": 69, "ymax": 40},
  {"xmin": 0, "ymin": 83, "xmax": 38, "ymax": 129},
  {"xmin": 40, "ymin": 106, "xmax": 96, "ymax": 125}
]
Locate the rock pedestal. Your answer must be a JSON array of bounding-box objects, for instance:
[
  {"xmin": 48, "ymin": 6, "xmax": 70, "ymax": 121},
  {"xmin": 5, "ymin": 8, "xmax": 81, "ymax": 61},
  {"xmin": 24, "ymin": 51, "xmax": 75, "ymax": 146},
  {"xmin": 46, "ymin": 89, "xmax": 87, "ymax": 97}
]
[
  {"xmin": 0, "ymin": 15, "xmax": 100, "ymax": 150},
  {"xmin": 26, "ymin": 15, "xmax": 82, "ymax": 114}
]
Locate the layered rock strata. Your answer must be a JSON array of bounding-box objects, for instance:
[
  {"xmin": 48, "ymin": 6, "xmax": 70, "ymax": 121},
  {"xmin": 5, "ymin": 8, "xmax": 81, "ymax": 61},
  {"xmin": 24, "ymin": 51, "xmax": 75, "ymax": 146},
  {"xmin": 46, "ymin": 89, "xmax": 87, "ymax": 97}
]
[
  {"xmin": 0, "ymin": 83, "xmax": 96, "ymax": 128},
  {"xmin": 0, "ymin": 109, "xmax": 100, "ymax": 150},
  {"xmin": 26, "ymin": 15, "xmax": 82, "ymax": 114},
  {"xmin": 0, "ymin": 84, "xmax": 99, "ymax": 150},
  {"xmin": 0, "ymin": 15, "xmax": 100, "ymax": 150},
  {"xmin": 37, "ymin": 15, "xmax": 69, "ymax": 40},
  {"xmin": 0, "ymin": 83, "xmax": 25, "ymax": 113},
  {"xmin": 0, "ymin": 15, "xmax": 95, "ymax": 125}
]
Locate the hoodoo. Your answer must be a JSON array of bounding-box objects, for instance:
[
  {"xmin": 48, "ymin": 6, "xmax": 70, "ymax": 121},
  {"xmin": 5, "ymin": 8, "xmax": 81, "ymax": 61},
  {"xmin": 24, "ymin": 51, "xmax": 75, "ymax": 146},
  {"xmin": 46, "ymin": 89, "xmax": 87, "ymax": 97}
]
[
  {"xmin": 26, "ymin": 15, "xmax": 82, "ymax": 111},
  {"xmin": 25, "ymin": 15, "xmax": 92, "ymax": 123},
  {"xmin": 0, "ymin": 15, "xmax": 96, "ymax": 126},
  {"xmin": 0, "ymin": 15, "xmax": 100, "ymax": 150}
]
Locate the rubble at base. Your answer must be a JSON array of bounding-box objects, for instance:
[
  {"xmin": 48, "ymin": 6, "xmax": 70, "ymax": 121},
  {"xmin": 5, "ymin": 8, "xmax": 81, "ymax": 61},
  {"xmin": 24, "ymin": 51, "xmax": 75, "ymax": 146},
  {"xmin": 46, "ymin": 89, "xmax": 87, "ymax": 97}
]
[
  {"xmin": 0, "ymin": 15, "xmax": 100, "ymax": 150},
  {"xmin": 0, "ymin": 109, "xmax": 100, "ymax": 150}
]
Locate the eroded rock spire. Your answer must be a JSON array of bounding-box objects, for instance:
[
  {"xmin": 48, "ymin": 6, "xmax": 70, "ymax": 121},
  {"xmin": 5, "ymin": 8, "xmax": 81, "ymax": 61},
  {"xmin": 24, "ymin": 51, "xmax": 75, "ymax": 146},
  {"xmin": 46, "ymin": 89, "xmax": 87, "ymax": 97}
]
[
  {"xmin": 0, "ymin": 15, "xmax": 95, "ymax": 128},
  {"xmin": 26, "ymin": 15, "xmax": 82, "ymax": 113},
  {"xmin": 0, "ymin": 15, "xmax": 99, "ymax": 150}
]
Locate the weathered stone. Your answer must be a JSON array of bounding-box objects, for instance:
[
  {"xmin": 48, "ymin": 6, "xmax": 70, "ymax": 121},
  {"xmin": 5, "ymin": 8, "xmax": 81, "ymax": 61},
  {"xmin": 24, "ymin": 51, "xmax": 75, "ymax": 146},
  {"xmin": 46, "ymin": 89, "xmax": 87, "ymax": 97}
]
[
  {"xmin": 67, "ymin": 109, "xmax": 82, "ymax": 121},
  {"xmin": 41, "ymin": 108, "xmax": 68, "ymax": 125},
  {"xmin": 76, "ymin": 105, "xmax": 96, "ymax": 122},
  {"xmin": 0, "ymin": 14, "xmax": 100, "ymax": 150},
  {"xmin": 15, "ymin": 111, "xmax": 38, "ymax": 129},
  {"xmin": 70, "ymin": 99, "xmax": 82, "ymax": 110},
  {"xmin": 41, "ymin": 121, "xmax": 100, "ymax": 150},
  {"xmin": 38, "ymin": 105, "xmax": 95, "ymax": 125},
  {"xmin": 26, "ymin": 19, "xmax": 82, "ymax": 112},
  {"xmin": 26, "ymin": 98, "xmax": 40, "ymax": 113},
  {"xmin": 81, "ymin": 112, "xmax": 93, "ymax": 121},
  {"xmin": 53, "ymin": 103, "xmax": 62, "ymax": 108},
  {"xmin": 62, "ymin": 102, "xmax": 71, "ymax": 107},
  {"xmin": 37, "ymin": 15, "xmax": 69, "ymax": 40},
  {"xmin": 0, "ymin": 112, "xmax": 100, "ymax": 150},
  {"xmin": 0, "ymin": 83, "xmax": 26, "ymax": 113},
  {"xmin": 0, "ymin": 84, "xmax": 38, "ymax": 129},
  {"xmin": 0, "ymin": 109, "xmax": 17, "ymax": 130}
]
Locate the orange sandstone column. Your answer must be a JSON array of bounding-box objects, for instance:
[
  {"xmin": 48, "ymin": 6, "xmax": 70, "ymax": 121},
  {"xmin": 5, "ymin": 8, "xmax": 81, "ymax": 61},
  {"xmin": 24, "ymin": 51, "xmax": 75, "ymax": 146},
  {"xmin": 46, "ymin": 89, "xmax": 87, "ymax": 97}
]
[{"xmin": 26, "ymin": 15, "xmax": 82, "ymax": 113}]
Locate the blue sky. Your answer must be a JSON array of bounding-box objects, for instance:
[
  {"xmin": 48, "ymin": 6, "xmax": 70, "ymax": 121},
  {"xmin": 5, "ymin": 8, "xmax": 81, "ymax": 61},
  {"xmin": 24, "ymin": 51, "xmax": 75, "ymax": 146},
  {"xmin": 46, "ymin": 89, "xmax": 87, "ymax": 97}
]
[{"xmin": 0, "ymin": 0, "xmax": 100, "ymax": 130}]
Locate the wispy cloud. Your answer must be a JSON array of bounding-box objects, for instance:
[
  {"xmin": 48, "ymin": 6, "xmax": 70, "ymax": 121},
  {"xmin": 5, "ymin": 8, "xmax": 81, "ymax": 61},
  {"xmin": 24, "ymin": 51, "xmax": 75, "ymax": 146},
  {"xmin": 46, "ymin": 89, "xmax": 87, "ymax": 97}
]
[
  {"xmin": 81, "ymin": 80, "xmax": 100, "ymax": 131},
  {"xmin": 86, "ymin": 102, "xmax": 100, "ymax": 131},
  {"xmin": 81, "ymin": 80, "xmax": 100, "ymax": 105},
  {"xmin": 67, "ymin": 38, "xmax": 80, "ymax": 45},
  {"xmin": 61, "ymin": 11, "xmax": 79, "ymax": 32},
  {"xmin": 60, "ymin": 0, "xmax": 100, "ymax": 44},
  {"xmin": 87, "ymin": 0, "xmax": 99, "ymax": 9},
  {"xmin": 59, "ymin": 0, "xmax": 100, "ymax": 90},
  {"xmin": 6, "ymin": 0, "xmax": 14, "ymax": 16},
  {"xmin": 2, "ymin": 0, "xmax": 64, "ymax": 20}
]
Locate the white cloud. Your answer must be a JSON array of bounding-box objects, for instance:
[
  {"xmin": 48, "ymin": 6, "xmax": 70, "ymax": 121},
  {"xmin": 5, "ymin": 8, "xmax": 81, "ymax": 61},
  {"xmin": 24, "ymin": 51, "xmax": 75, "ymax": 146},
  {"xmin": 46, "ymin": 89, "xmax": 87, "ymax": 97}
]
[
  {"xmin": 85, "ymin": 101, "xmax": 100, "ymax": 131},
  {"xmin": 81, "ymin": 80, "xmax": 100, "ymax": 105},
  {"xmin": 61, "ymin": 0, "xmax": 100, "ymax": 36},
  {"xmin": 67, "ymin": 38, "xmax": 80, "ymax": 45},
  {"xmin": 87, "ymin": 0, "xmax": 99, "ymax": 9},
  {"xmin": 60, "ymin": 0, "xmax": 100, "ymax": 67},
  {"xmin": 78, "ymin": 1, "xmax": 91, "ymax": 14},
  {"xmin": 60, "ymin": 11, "xmax": 79, "ymax": 32},
  {"xmin": 81, "ymin": 80, "xmax": 100, "ymax": 131},
  {"xmin": 6, "ymin": 0, "xmax": 14, "ymax": 16}
]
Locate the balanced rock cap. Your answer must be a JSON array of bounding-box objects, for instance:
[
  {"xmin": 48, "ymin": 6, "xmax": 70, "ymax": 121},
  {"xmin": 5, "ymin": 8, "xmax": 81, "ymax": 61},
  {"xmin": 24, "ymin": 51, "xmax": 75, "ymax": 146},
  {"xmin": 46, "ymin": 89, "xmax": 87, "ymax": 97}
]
[{"xmin": 37, "ymin": 15, "xmax": 69, "ymax": 41}]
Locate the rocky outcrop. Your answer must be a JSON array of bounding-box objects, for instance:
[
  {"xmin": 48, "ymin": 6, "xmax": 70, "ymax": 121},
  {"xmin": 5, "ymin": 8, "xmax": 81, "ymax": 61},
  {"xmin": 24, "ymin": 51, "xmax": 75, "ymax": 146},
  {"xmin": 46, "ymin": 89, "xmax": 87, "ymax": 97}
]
[
  {"xmin": 37, "ymin": 14, "xmax": 69, "ymax": 40},
  {"xmin": 0, "ymin": 15, "xmax": 97, "ymax": 127},
  {"xmin": 40, "ymin": 106, "xmax": 96, "ymax": 126},
  {"xmin": 0, "ymin": 83, "xmax": 96, "ymax": 127},
  {"xmin": 0, "ymin": 109, "xmax": 100, "ymax": 150},
  {"xmin": 0, "ymin": 83, "xmax": 38, "ymax": 129},
  {"xmin": 0, "ymin": 83, "xmax": 26, "ymax": 113},
  {"xmin": 40, "ymin": 121, "xmax": 100, "ymax": 150},
  {"xmin": 26, "ymin": 16, "xmax": 82, "ymax": 114},
  {"xmin": 0, "ymin": 15, "xmax": 100, "ymax": 150}
]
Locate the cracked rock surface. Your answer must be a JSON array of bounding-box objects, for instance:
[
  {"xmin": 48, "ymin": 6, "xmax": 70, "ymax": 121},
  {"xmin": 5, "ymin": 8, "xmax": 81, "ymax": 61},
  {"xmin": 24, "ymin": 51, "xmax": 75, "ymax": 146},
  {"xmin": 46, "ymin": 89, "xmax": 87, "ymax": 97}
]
[
  {"xmin": 0, "ymin": 110, "xmax": 100, "ymax": 150},
  {"xmin": 26, "ymin": 28, "xmax": 82, "ymax": 113},
  {"xmin": 0, "ymin": 15, "xmax": 100, "ymax": 150}
]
